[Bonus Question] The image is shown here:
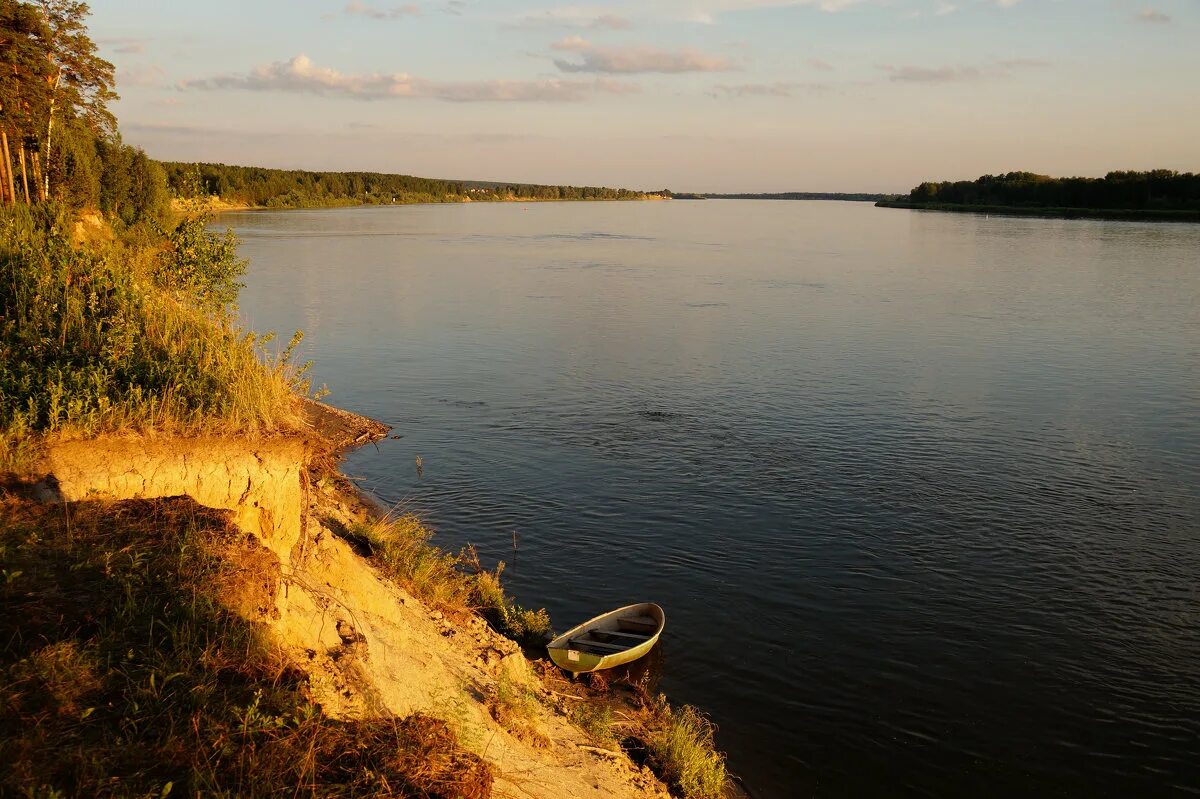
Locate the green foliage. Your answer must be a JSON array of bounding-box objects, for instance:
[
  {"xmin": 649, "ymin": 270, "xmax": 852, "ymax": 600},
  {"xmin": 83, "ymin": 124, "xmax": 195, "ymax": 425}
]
[
  {"xmin": 905, "ymin": 170, "xmax": 1200, "ymax": 211},
  {"xmin": 159, "ymin": 161, "xmax": 662, "ymax": 209},
  {"xmin": 570, "ymin": 699, "xmax": 615, "ymax": 746},
  {"xmin": 0, "ymin": 206, "xmax": 298, "ymax": 466},
  {"xmin": 96, "ymin": 138, "xmax": 169, "ymax": 227},
  {"xmin": 645, "ymin": 699, "xmax": 729, "ymax": 799},
  {"xmin": 157, "ymin": 210, "xmax": 246, "ymax": 309},
  {"xmin": 0, "ymin": 498, "xmax": 494, "ymax": 798},
  {"xmin": 488, "ymin": 673, "xmax": 550, "ymax": 748}
]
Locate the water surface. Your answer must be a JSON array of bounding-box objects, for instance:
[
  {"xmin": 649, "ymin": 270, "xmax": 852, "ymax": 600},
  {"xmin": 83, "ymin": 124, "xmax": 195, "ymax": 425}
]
[{"xmin": 230, "ymin": 201, "xmax": 1200, "ymax": 797}]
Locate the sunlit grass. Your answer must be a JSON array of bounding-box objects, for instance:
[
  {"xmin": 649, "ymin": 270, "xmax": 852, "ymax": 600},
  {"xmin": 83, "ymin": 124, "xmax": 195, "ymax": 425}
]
[
  {"xmin": 0, "ymin": 205, "xmax": 303, "ymax": 469},
  {"xmin": 645, "ymin": 698, "xmax": 729, "ymax": 799}
]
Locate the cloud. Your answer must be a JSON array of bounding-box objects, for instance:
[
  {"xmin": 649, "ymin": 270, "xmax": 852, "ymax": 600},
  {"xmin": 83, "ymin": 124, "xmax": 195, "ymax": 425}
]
[
  {"xmin": 342, "ymin": 1, "xmax": 420, "ymax": 19},
  {"xmin": 514, "ymin": 10, "xmax": 635, "ymax": 29},
  {"xmin": 806, "ymin": 58, "xmax": 834, "ymax": 71},
  {"xmin": 1135, "ymin": 9, "xmax": 1171, "ymax": 23},
  {"xmin": 880, "ymin": 58, "xmax": 1048, "ymax": 83},
  {"xmin": 707, "ymin": 81, "xmax": 832, "ymax": 97},
  {"xmin": 98, "ymin": 37, "xmax": 146, "ymax": 54},
  {"xmin": 550, "ymin": 36, "xmax": 734, "ymax": 73},
  {"xmin": 119, "ymin": 64, "xmax": 166, "ymax": 87},
  {"xmin": 181, "ymin": 54, "xmax": 638, "ymax": 102},
  {"xmin": 592, "ymin": 14, "xmax": 636, "ymax": 29}
]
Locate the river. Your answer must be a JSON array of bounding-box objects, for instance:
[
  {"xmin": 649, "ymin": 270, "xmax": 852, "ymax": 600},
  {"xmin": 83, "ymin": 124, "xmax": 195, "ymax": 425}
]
[{"xmin": 229, "ymin": 200, "xmax": 1200, "ymax": 797}]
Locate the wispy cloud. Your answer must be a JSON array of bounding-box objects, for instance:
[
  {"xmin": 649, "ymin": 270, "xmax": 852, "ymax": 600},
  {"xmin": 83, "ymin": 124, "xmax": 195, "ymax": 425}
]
[
  {"xmin": 880, "ymin": 58, "xmax": 1048, "ymax": 83},
  {"xmin": 707, "ymin": 81, "xmax": 833, "ymax": 97},
  {"xmin": 517, "ymin": 9, "xmax": 635, "ymax": 29},
  {"xmin": 1135, "ymin": 9, "xmax": 1171, "ymax": 23},
  {"xmin": 550, "ymin": 36, "xmax": 734, "ymax": 73},
  {"xmin": 98, "ymin": 37, "xmax": 147, "ymax": 55},
  {"xmin": 339, "ymin": 1, "xmax": 420, "ymax": 20},
  {"xmin": 181, "ymin": 54, "xmax": 638, "ymax": 102},
  {"xmin": 119, "ymin": 64, "xmax": 166, "ymax": 88}
]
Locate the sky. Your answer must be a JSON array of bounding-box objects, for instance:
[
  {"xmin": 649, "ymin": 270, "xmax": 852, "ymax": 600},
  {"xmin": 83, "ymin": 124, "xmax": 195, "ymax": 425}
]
[{"xmin": 89, "ymin": 0, "xmax": 1199, "ymax": 192}]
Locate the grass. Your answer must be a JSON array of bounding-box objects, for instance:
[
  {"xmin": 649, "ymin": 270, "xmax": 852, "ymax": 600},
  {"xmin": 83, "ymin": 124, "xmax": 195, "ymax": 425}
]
[
  {"xmin": 487, "ymin": 674, "xmax": 550, "ymax": 749},
  {"xmin": 643, "ymin": 697, "xmax": 729, "ymax": 799},
  {"xmin": 349, "ymin": 515, "xmax": 553, "ymax": 648},
  {"xmin": 0, "ymin": 204, "xmax": 304, "ymax": 470},
  {"xmin": 569, "ymin": 699, "xmax": 616, "ymax": 747},
  {"xmin": 0, "ymin": 497, "xmax": 493, "ymax": 798}
]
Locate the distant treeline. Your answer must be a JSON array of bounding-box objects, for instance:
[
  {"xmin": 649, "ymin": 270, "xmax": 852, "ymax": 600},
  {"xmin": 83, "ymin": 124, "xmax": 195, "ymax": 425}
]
[
  {"xmin": 702, "ymin": 192, "xmax": 886, "ymax": 202},
  {"xmin": 897, "ymin": 171, "xmax": 1200, "ymax": 212},
  {"xmin": 160, "ymin": 162, "xmax": 665, "ymax": 208}
]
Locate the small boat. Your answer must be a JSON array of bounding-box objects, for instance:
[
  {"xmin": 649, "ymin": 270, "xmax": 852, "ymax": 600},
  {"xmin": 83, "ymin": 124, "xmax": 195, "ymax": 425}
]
[{"xmin": 547, "ymin": 602, "xmax": 665, "ymax": 674}]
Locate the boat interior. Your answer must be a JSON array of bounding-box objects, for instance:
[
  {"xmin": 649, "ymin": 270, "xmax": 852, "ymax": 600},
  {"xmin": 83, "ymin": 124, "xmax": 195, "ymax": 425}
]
[{"xmin": 567, "ymin": 614, "xmax": 659, "ymax": 654}]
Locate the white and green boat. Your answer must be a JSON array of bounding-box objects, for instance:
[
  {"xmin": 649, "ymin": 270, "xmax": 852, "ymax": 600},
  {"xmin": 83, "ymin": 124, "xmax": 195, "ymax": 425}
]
[{"xmin": 547, "ymin": 602, "xmax": 665, "ymax": 674}]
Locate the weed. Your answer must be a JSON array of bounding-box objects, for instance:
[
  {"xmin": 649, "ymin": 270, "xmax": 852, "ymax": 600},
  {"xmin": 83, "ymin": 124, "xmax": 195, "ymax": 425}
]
[
  {"xmin": 570, "ymin": 700, "xmax": 616, "ymax": 746},
  {"xmin": 643, "ymin": 697, "xmax": 729, "ymax": 799},
  {"xmin": 488, "ymin": 674, "xmax": 550, "ymax": 749}
]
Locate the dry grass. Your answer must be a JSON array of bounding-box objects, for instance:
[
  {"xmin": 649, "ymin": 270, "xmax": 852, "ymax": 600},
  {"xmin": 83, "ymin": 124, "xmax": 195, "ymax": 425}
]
[{"xmin": 0, "ymin": 497, "xmax": 493, "ymax": 798}]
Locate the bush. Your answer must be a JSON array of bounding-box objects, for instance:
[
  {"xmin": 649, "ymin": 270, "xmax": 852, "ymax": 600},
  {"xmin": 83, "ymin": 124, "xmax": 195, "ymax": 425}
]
[
  {"xmin": 156, "ymin": 210, "xmax": 247, "ymax": 309},
  {"xmin": 0, "ymin": 207, "xmax": 299, "ymax": 467}
]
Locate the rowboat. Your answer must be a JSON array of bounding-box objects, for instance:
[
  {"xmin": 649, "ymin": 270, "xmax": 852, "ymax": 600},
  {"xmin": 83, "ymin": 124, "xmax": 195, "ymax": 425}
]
[{"xmin": 547, "ymin": 602, "xmax": 665, "ymax": 674}]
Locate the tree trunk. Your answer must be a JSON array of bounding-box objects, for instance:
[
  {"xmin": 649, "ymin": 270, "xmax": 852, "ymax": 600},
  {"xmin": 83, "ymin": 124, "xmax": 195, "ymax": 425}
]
[
  {"xmin": 31, "ymin": 150, "xmax": 45, "ymax": 202},
  {"xmin": 43, "ymin": 101, "xmax": 54, "ymax": 199},
  {"xmin": 19, "ymin": 145, "xmax": 30, "ymax": 204},
  {"xmin": 1, "ymin": 132, "xmax": 16, "ymax": 207},
  {"xmin": 44, "ymin": 70, "xmax": 61, "ymax": 200}
]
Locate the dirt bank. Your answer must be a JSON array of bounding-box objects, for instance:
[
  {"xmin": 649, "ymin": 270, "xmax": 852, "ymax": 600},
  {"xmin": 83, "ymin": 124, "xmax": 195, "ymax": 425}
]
[{"xmin": 5, "ymin": 403, "xmax": 682, "ymax": 799}]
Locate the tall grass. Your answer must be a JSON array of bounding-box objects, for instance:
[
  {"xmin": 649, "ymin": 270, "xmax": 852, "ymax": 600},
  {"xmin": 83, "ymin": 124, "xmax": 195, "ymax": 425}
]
[
  {"xmin": 644, "ymin": 698, "xmax": 729, "ymax": 799},
  {"xmin": 0, "ymin": 204, "xmax": 302, "ymax": 468},
  {"xmin": 0, "ymin": 497, "xmax": 494, "ymax": 798}
]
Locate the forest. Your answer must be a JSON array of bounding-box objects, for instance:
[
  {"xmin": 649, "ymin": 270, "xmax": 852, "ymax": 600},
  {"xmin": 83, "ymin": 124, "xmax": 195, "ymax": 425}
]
[
  {"xmin": 160, "ymin": 162, "xmax": 667, "ymax": 209},
  {"xmin": 704, "ymin": 192, "xmax": 885, "ymax": 202},
  {"xmin": 899, "ymin": 171, "xmax": 1200, "ymax": 212},
  {"xmin": 0, "ymin": 0, "xmax": 169, "ymax": 226}
]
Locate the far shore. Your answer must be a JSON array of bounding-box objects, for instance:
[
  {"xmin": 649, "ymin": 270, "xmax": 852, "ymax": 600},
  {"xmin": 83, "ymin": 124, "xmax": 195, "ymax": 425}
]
[
  {"xmin": 876, "ymin": 199, "xmax": 1200, "ymax": 223},
  {"xmin": 182, "ymin": 194, "xmax": 671, "ymax": 215}
]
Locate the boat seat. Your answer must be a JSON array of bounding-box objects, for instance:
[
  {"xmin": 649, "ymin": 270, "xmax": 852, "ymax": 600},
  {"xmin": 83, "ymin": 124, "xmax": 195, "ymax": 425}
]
[
  {"xmin": 591, "ymin": 630, "xmax": 651, "ymax": 642},
  {"xmin": 617, "ymin": 616, "xmax": 659, "ymax": 633},
  {"xmin": 568, "ymin": 638, "xmax": 627, "ymax": 653}
]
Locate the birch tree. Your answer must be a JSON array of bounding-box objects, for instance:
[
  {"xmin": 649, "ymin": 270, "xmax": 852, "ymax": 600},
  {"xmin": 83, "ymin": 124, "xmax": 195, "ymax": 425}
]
[{"xmin": 33, "ymin": 0, "xmax": 114, "ymax": 199}]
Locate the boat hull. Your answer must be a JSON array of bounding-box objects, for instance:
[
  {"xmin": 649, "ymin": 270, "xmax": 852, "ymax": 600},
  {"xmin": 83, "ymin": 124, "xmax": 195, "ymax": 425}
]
[{"xmin": 546, "ymin": 602, "xmax": 664, "ymax": 674}]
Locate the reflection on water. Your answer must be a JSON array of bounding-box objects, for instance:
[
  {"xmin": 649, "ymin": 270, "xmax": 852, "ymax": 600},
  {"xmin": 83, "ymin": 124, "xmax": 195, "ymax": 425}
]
[{"xmin": 230, "ymin": 201, "xmax": 1200, "ymax": 798}]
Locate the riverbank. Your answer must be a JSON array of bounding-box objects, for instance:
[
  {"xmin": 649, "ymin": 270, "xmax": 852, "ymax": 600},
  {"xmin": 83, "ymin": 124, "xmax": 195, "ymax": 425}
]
[
  {"xmin": 877, "ymin": 201, "xmax": 1200, "ymax": 222},
  {"xmin": 1, "ymin": 405, "xmax": 736, "ymax": 798},
  {"xmin": 0, "ymin": 199, "xmax": 733, "ymax": 798}
]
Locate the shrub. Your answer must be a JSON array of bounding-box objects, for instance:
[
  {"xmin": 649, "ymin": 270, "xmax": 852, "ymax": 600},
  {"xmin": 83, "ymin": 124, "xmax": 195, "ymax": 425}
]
[{"xmin": 0, "ymin": 207, "xmax": 300, "ymax": 468}]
